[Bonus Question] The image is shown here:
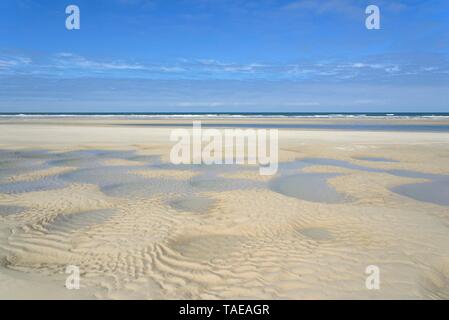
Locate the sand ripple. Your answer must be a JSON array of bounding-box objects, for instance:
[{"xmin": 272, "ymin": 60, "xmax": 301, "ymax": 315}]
[{"xmin": 0, "ymin": 145, "xmax": 448, "ymax": 299}]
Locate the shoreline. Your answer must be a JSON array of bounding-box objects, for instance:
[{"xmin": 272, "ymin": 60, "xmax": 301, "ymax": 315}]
[{"xmin": 1, "ymin": 115, "xmax": 449, "ymax": 127}]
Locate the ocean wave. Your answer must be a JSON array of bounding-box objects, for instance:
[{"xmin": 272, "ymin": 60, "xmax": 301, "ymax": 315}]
[{"xmin": 1, "ymin": 113, "xmax": 449, "ymax": 119}]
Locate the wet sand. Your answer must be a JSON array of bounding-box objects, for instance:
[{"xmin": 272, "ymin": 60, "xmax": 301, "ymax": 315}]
[{"xmin": 0, "ymin": 117, "xmax": 448, "ymax": 299}]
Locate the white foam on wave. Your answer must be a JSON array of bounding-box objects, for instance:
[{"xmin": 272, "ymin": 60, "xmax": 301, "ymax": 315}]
[{"xmin": 1, "ymin": 113, "xmax": 449, "ymax": 120}]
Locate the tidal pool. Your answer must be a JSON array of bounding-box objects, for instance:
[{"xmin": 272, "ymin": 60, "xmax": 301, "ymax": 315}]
[
  {"xmin": 274, "ymin": 158, "xmax": 449, "ymax": 206},
  {"xmin": 392, "ymin": 179, "xmax": 449, "ymax": 206},
  {"xmin": 0, "ymin": 205, "xmax": 26, "ymax": 217},
  {"xmin": 270, "ymin": 172, "xmax": 348, "ymax": 203},
  {"xmin": 44, "ymin": 209, "xmax": 117, "ymax": 233},
  {"xmin": 169, "ymin": 196, "xmax": 216, "ymax": 213}
]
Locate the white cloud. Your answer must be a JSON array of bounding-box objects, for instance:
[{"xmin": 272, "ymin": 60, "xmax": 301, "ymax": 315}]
[
  {"xmin": 1, "ymin": 51, "xmax": 448, "ymax": 83},
  {"xmin": 53, "ymin": 53, "xmax": 145, "ymax": 70},
  {"xmin": 0, "ymin": 54, "xmax": 31, "ymax": 69}
]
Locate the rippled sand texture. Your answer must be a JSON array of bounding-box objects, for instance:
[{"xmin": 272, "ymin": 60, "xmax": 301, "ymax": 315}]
[{"xmin": 0, "ymin": 118, "xmax": 449, "ymax": 299}]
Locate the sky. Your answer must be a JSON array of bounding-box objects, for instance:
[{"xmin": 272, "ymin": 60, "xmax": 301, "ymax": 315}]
[{"xmin": 1, "ymin": 0, "xmax": 449, "ymax": 112}]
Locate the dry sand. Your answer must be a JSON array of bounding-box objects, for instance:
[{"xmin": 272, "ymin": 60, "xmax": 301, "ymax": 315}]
[{"xmin": 0, "ymin": 117, "xmax": 448, "ymax": 299}]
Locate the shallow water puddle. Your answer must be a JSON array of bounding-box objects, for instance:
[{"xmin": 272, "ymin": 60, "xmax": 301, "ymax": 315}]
[
  {"xmin": 295, "ymin": 157, "xmax": 449, "ymax": 206},
  {"xmin": 2, "ymin": 148, "xmax": 448, "ymax": 206},
  {"xmin": 61, "ymin": 162, "xmax": 196, "ymax": 197},
  {"xmin": 0, "ymin": 205, "xmax": 26, "ymax": 217},
  {"xmin": 392, "ymin": 180, "xmax": 449, "ymax": 206},
  {"xmin": 0, "ymin": 177, "xmax": 68, "ymax": 194},
  {"xmin": 103, "ymin": 179, "xmax": 191, "ymax": 198},
  {"xmin": 169, "ymin": 196, "xmax": 215, "ymax": 213},
  {"xmin": 270, "ymin": 172, "xmax": 348, "ymax": 203},
  {"xmin": 0, "ymin": 151, "xmax": 51, "ymax": 182},
  {"xmin": 48, "ymin": 150, "xmax": 140, "ymax": 168},
  {"xmin": 44, "ymin": 209, "xmax": 117, "ymax": 233}
]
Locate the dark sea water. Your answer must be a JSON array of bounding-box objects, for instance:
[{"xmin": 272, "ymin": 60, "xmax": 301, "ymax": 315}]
[{"xmin": 1, "ymin": 112, "xmax": 449, "ymax": 118}]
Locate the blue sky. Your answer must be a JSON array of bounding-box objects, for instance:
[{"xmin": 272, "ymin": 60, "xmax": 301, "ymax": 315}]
[{"xmin": 1, "ymin": 0, "xmax": 449, "ymax": 112}]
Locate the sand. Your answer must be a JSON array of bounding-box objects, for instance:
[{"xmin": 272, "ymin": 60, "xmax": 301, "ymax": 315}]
[{"xmin": 0, "ymin": 117, "xmax": 448, "ymax": 299}]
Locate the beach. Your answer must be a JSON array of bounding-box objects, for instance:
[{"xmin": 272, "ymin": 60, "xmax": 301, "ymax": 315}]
[{"xmin": 0, "ymin": 116, "xmax": 448, "ymax": 299}]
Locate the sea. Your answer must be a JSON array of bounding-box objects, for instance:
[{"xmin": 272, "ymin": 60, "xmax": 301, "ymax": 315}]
[
  {"xmin": 1, "ymin": 112, "xmax": 449, "ymax": 119},
  {"xmin": 1, "ymin": 112, "xmax": 449, "ymax": 132}
]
